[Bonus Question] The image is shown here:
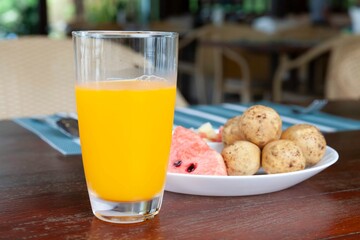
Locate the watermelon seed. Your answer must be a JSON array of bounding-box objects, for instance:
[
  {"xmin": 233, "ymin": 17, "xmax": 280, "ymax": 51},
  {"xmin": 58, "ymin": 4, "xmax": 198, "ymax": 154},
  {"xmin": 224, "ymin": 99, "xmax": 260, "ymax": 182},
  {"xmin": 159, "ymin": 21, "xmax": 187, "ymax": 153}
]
[
  {"xmin": 173, "ymin": 160, "xmax": 182, "ymax": 167},
  {"xmin": 186, "ymin": 163, "xmax": 197, "ymax": 172}
]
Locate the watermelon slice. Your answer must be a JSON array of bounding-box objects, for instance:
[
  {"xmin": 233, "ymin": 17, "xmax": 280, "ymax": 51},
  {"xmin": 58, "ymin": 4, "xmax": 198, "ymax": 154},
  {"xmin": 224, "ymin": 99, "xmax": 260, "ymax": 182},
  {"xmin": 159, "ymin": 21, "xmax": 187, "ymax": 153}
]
[{"xmin": 168, "ymin": 126, "xmax": 227, "ymax": 176}]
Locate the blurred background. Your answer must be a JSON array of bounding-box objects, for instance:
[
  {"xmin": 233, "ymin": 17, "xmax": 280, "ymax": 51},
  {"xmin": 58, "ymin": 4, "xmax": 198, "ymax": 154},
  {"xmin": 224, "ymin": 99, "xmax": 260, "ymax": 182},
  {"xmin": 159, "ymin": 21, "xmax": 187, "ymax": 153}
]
[
  {"xmin": 1, "ymin": 0, "xmax": 359, "ymax": 104},
  {"xmin": 0, "ymin": 0, "xmax": 357, "ymax": 37}
]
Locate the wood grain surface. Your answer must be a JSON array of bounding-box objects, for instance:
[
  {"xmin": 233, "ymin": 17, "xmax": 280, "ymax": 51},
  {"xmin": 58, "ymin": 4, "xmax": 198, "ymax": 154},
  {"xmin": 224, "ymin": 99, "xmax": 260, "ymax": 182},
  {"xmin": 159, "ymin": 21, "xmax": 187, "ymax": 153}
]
[{"xmin": 0, "ymin": 101, "xmax": 360, "ymax": 240}]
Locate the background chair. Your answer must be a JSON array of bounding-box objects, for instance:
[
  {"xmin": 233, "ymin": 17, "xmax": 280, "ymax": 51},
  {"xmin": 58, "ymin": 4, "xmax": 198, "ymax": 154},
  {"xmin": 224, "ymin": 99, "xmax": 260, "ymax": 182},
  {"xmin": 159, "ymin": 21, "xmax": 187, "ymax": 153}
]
[
  {"xmin": 272, "ymin": 34, "xmax": 360, "ymax": 102},
  {"xmin": 326, "ymin": 35, "xmax": 360, "ymax": 100},
  {"xmin": 178, "ymin": 23, "xmax": 271, "ymax": 104},
  {"xmin": 175, "ymin": 91, "xmax": 188, "ymax": 107},
  {"xmin": 0, "ymin": 36, "xmax": 76, "ymax": 120},
  {"xmin": 0, "ymin": 36, "xmax": 187, "ymax": 120}
]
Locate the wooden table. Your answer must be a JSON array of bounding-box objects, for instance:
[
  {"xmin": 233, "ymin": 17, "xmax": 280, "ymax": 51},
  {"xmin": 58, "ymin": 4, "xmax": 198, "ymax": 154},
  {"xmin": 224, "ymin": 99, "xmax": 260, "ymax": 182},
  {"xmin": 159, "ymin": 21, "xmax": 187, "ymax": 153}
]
[{"xmin": 1, "ymin": 101, "xmax": 360, "ymax": 239}]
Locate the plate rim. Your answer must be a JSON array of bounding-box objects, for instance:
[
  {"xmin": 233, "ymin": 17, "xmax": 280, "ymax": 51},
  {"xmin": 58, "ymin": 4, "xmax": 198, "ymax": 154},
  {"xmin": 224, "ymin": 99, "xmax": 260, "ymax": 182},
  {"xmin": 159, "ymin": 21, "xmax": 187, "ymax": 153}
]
[{"xmin": 166, "ymin": 146, "xmax": 338, "ymax": 180}]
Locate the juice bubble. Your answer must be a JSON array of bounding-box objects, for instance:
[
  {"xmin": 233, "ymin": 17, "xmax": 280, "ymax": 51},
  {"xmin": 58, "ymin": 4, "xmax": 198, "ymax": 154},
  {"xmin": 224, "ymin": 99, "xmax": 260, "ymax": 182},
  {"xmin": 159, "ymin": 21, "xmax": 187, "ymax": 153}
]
[{"xmin": 135, "ymin": 75, "xmax": 166, "ymax": 82}]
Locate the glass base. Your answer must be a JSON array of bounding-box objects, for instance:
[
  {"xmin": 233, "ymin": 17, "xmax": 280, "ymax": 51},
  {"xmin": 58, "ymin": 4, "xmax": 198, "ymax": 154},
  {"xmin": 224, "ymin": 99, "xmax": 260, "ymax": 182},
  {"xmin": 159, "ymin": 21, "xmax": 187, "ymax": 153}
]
[{"xmin": 89, "ymin": 192, "xmax": 163, "ymax": 224}]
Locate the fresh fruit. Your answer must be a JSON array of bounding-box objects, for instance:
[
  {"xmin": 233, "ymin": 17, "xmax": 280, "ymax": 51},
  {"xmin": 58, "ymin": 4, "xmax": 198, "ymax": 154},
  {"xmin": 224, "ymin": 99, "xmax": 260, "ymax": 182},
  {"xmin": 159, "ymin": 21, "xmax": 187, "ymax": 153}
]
[
  {"xmin": 239, "ymin": 105, "xmax": 282, "ymax": 148},
  {"xmin": 262, "ymin": 140, "xmax": 306, "ymax": 174},
  {"xmin": 281, "ymin": 124, "xmax": 326, "ymax": 166},
  {"xmin": 168, "ymin": 126, "xmax": 227, "ymax": 175},
  {"xmin": 222, "ymin": 140, "xmax": 260, "ymax": 175},
  {"xmin": 197, "ymin": 122, "xmax": 222, "ymax": 142},
  {"xmin": 222, "ymin": 116, "xmax": 243, "ymax": 146}
]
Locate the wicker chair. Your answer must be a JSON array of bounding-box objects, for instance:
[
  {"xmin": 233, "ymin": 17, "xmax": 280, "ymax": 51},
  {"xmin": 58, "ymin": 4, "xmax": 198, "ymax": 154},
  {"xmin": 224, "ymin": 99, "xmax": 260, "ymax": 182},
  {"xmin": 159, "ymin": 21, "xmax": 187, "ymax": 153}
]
[
  {"xmin": 0, "ymin": 36, "xmax": 187, "ymax": 120},
  {"xmin": 0, "ymin": 36, "xmax": 76, "ymax": 120},
  {"xmin": 272, "ymin": 34, "xmax": 360, "ymax": 102},
  {"xmin": 178, "ymin": 23, "xmax": 270, "ymax": 104}
]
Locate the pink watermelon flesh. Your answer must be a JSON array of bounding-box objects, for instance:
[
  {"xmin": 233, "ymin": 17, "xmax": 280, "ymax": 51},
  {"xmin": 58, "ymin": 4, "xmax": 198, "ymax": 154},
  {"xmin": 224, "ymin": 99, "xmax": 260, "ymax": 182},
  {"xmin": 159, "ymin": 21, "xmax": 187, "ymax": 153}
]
[{"xmin": 168, "ymin": 126, "xmax": 227, "ymax": 176}]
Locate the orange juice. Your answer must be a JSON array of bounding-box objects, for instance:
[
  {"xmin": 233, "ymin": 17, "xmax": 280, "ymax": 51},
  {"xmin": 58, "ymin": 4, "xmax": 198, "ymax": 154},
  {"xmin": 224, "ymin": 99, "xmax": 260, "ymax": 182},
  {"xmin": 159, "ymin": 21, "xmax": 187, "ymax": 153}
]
[{"xmin": 75, "ymin": 80, "xmax": 176, "ymax": 202}]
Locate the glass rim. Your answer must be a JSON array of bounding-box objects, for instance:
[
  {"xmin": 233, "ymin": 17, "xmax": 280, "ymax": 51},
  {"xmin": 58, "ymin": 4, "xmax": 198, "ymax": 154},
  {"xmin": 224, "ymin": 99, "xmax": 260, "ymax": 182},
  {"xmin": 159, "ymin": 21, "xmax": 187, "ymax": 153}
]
[{"xmin": 72, "ymin": 31, "xmax": 178, "ymax": 39}]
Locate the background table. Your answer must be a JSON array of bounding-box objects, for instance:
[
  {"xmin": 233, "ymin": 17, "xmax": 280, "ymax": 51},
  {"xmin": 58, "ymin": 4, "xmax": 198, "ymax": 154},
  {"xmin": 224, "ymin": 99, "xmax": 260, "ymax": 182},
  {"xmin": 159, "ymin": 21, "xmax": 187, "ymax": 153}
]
[
  {"xmin": 198, "ymin": 24, "xmax": 341, "ymax": 104},
  {"xmin": 1, "ymin": 101, "xmax": 360, "ymax": 239}
]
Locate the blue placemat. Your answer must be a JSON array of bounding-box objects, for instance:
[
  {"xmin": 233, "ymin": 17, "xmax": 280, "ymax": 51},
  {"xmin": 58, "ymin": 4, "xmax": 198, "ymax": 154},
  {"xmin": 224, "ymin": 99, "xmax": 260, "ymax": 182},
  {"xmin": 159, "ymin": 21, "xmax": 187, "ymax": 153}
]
[
  {"xmin": 14, "ymin": 116, "xmax": 81, "ymax": 155},
  {"xmin": 174, "ymin": 101, "xmax": 360, "ymax": 132},
  {"xmin": 14, "ymin": 101, "xmax": 360, "ymax": 155}
]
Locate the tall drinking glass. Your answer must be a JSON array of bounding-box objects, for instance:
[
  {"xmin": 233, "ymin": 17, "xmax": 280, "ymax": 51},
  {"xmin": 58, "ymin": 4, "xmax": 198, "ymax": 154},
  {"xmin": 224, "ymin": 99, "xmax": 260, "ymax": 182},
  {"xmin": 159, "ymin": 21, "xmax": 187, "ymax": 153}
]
[{"xmin": 72, "ymin": 31, "xmax": 178, "ymax": 223}]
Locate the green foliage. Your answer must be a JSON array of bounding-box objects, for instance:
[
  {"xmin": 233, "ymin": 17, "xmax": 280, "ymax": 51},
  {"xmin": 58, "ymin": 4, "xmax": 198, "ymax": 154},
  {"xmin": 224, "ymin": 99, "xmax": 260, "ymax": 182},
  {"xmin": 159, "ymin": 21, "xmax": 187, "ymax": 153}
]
[
  {"xmin": 0, "ymin": 0, "xmax": 39, "ymax": 35},
  {"xmin": 84, "ymin": 0, "xmax": 128, "ymax": 24},
  {"xmin": 243, "ymin": 0, "xmax": 268, "ymax": 14}
]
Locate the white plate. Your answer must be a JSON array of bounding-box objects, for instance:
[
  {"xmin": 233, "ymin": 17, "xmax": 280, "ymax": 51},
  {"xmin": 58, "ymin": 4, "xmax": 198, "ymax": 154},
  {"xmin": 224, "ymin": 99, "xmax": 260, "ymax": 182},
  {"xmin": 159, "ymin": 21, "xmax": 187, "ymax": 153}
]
[{"xmin": 165, "ymin": 145, "xmax": 338, "ymax": 196}]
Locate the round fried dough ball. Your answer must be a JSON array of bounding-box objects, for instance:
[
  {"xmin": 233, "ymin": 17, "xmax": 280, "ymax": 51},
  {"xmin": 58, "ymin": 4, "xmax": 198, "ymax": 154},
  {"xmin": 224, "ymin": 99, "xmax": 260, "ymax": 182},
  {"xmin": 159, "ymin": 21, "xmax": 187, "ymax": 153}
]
[
  {"xmin": 281, "ymin": 124, "xmax": 326, "ymax": 167},
  {"xmin": 222, "ymin": 115, "xmax": 243, "ymax": 146},
  {"xmin": 222, "ymin": 141, "xmax": 260, "ymax": 175},
  {"xmin": 239, "ymin": 105, "xmax": 282, "ymax": 148},
  {"xmin": 262, "ymin": 140, "xmax": 306, "ymax": 174}
]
